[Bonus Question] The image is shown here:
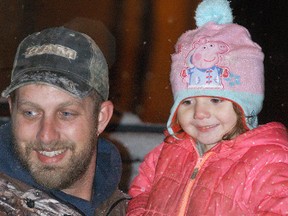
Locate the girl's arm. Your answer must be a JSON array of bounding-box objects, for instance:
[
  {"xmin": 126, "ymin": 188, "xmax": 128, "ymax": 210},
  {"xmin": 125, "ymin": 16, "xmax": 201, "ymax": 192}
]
[
  {"xmin": 126, "ymin": 143, "xmax": 164, "ymax": 215},
  {"xmin": 242, "ymin": 143, "xmax": 288, "ymax": 215},
  {"xmin": 251, "ymin": 159, "xmax": 288, "ymax": 215}
]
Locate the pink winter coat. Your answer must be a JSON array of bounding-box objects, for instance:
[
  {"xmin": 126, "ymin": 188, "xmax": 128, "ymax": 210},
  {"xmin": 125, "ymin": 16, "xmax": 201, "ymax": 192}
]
[{"xmin": 127, "ymin": 122, "xmax": 288, "ymax": 215}]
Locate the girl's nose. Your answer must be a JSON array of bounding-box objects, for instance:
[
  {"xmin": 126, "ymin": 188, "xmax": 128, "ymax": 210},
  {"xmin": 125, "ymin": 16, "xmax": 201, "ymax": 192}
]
[{"xmin": 193, "ymin": 101, "xmax": 210, "ymax": 120}]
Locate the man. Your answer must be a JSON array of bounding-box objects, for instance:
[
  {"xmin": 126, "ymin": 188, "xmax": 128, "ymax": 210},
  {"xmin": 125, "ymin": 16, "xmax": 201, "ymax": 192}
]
[{"xmin": 0, "ymin": 27, "xmax": 129, "ymax": 215}]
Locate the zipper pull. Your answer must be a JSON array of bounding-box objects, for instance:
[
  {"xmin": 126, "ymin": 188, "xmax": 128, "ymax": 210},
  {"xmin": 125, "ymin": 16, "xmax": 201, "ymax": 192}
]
[{"xmin": 191, "ymin": 168, "xmax": 199, "ymax": 179}]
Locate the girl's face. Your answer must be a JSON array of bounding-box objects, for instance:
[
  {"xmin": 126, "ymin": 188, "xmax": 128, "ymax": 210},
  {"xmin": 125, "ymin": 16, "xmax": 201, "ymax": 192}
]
[{"xmin": 177, "ymin": 97, "xmax": 238, "ymax": 150}]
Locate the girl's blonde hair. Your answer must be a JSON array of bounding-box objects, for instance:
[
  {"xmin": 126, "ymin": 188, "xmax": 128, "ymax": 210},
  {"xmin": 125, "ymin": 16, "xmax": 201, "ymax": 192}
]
[{"xmin": 222, "ymin": 103, "xmax": 248, "ymax": 140}]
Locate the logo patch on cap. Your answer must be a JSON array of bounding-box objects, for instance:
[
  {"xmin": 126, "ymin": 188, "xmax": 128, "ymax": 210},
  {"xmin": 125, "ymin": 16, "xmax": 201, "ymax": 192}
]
[{"xmin": 25, "ymin": 44, "xmax": 77, "ymax": 60}]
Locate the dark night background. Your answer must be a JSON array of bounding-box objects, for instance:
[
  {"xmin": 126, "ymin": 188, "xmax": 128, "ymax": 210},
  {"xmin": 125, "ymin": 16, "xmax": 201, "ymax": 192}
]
[
  {"xmin": 0, "ymin": 0, "xmax": 287, "ymax": 127},
  {"xmin": 231, "ymin": 0, "xmax": 287, "ymax": 126}
]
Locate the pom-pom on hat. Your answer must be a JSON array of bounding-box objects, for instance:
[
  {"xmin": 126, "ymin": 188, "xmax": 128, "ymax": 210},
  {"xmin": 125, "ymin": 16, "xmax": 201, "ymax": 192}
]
[{"xmin": 167, "ymin": 0, "xmax": 264, "ymax": 136}]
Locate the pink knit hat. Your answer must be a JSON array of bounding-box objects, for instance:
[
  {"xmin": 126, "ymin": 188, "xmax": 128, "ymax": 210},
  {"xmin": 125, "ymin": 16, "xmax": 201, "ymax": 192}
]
[{"xmin": 167, "ymin": 0, "xmax": 264, "ymax": 135}]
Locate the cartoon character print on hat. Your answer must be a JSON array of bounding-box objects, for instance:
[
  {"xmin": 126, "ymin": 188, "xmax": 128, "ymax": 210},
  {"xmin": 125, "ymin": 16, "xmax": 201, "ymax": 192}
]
[{"xmin": 180, "ymin": 36, "xmax": 239, "ymax": 90}]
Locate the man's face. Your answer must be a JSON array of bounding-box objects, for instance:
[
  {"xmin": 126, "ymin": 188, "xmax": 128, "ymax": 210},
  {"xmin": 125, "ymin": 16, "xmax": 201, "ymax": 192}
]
[{"xmin": 9, "ymin": 84, "xmax": 98, "ymax": 189}]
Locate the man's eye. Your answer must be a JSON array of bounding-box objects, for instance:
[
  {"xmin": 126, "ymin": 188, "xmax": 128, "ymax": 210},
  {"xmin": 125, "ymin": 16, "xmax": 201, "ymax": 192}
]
[
  {"xmin": 62, "ymin": 111, "xmax": 73, "ymax": 117},
  {"xmin": 24, "ymin": 110, "xmax": 37, "ymax": 117},
  {"xmin": 60, "ymin": 111, "xmax": 78, "ymax": 119},
  {"xmin": 210, "ymin": 98, "xmax": 223, "ymax": 104}
]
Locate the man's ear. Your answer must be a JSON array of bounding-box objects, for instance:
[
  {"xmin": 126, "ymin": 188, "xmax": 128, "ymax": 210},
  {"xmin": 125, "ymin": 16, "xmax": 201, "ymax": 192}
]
[
  {"xmin": 7, "ymin": 97, "xmax": 13, "ymax": 114},
  {"xmin": 97, "ymin": 100, "xmax": 114, "ymax": 135}
]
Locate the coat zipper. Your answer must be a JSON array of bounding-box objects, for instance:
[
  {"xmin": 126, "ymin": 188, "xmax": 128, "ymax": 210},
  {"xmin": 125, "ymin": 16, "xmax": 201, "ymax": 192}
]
[{"xmin": 176, "ymin": 151, "xmax": 215, "ymax": 216}]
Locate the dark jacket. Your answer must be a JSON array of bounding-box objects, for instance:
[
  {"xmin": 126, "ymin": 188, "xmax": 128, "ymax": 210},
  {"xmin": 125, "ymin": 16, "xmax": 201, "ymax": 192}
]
[{"xmin": 0, "ymin": 122, "xmax": 129, "ymax": 215}]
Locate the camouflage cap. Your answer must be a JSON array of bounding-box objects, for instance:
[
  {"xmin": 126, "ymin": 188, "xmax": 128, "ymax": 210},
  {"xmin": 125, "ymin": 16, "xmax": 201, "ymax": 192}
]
[{"xmin": 1, "ymin": 27, "xmax": 109, "ymax": 100}]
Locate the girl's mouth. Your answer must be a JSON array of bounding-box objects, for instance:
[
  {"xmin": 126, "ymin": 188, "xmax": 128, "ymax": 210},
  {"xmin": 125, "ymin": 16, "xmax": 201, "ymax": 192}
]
[{"xmin": 196, "ymin": 124, "xmax": 218, "ymax": 132}]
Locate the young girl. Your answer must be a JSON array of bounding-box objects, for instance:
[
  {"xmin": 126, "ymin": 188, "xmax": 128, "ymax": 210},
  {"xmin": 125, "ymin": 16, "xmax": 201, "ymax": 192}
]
[{"xmin": 127, "ymin": 0, "xmax": 288, "ymax": 215}]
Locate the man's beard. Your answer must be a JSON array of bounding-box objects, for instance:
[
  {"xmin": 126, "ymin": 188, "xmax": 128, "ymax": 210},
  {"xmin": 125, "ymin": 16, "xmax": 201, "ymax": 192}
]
[{"xmin": 13, "ymin": 133, "xmax": 97, "ymax": 190}]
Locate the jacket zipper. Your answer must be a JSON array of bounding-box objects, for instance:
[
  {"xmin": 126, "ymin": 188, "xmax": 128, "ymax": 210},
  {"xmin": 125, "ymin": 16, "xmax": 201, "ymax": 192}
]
[{"xmin": 176, "ymin": 151, "xmax": 215, "ymax": 216}]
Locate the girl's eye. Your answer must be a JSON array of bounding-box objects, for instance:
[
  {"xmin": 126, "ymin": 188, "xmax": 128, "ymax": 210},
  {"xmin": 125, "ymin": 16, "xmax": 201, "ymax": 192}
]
[
  {"xmin": 181, "ymin": 98, "xmax": 194, "ymax": 105},
  {"xmin": 210, "ymin": 98, "xmax": 223, "ymax": 104},
  {"xmin": 182, "ymin": 100, "xmax": 191, "ymax": 105}
]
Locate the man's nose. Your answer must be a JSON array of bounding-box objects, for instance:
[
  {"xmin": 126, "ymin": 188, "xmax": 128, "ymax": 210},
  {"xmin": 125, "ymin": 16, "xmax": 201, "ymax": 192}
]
[{"xmin": 36, "ymin": 116, "xmax": 60, "ymax": 144}]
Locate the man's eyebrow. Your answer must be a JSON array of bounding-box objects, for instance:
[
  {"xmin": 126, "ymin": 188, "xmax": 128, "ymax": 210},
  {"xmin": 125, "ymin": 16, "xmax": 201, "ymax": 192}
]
[
  {"xmin": 16, "ymin": 99, "xmax": 83, "ymax": 108},
  {"xmin": 58, "ymin": 99, "xmax": 84, "ymax": 107},
  {"xmin": 17, "ymin": 100, "xmax": 40, "ymax": 108}
]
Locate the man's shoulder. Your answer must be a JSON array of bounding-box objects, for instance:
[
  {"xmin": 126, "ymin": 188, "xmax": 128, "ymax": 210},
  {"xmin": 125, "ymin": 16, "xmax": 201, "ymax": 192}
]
[
  {"xmin": 0, "ymin": 122, "xmax": 29, "ymax": 181},
  {"xmin": 98, "ymin": 137, "xmax": 120, "ymax": 154},
  {"xmin": 97, "ymin": 137, "xmax": 122, "ymax": 170},
  {"xmin": 0, "ymin": 122, "xmax": 13, "ymax": 156},
  {"xmin": 95, "ymin": 188, "xmax": 130, "ymax": 216},
  {"xmin": 0, "ymin": 122, "xmax": 11, "ymax": 143},
  {"xmin": 0, "ymin": 122, "xmax": 19, "ymax": 173},
  {"xmin": 0, "ymin": 172, "xmax": 84, "ymax": 215}
]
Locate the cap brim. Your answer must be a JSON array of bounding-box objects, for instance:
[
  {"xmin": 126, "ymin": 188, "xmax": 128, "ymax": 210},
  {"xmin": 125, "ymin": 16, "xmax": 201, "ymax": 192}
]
[{"xmin": 1, "ymin": 70, "xmax": 92, "ymax": 98}]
